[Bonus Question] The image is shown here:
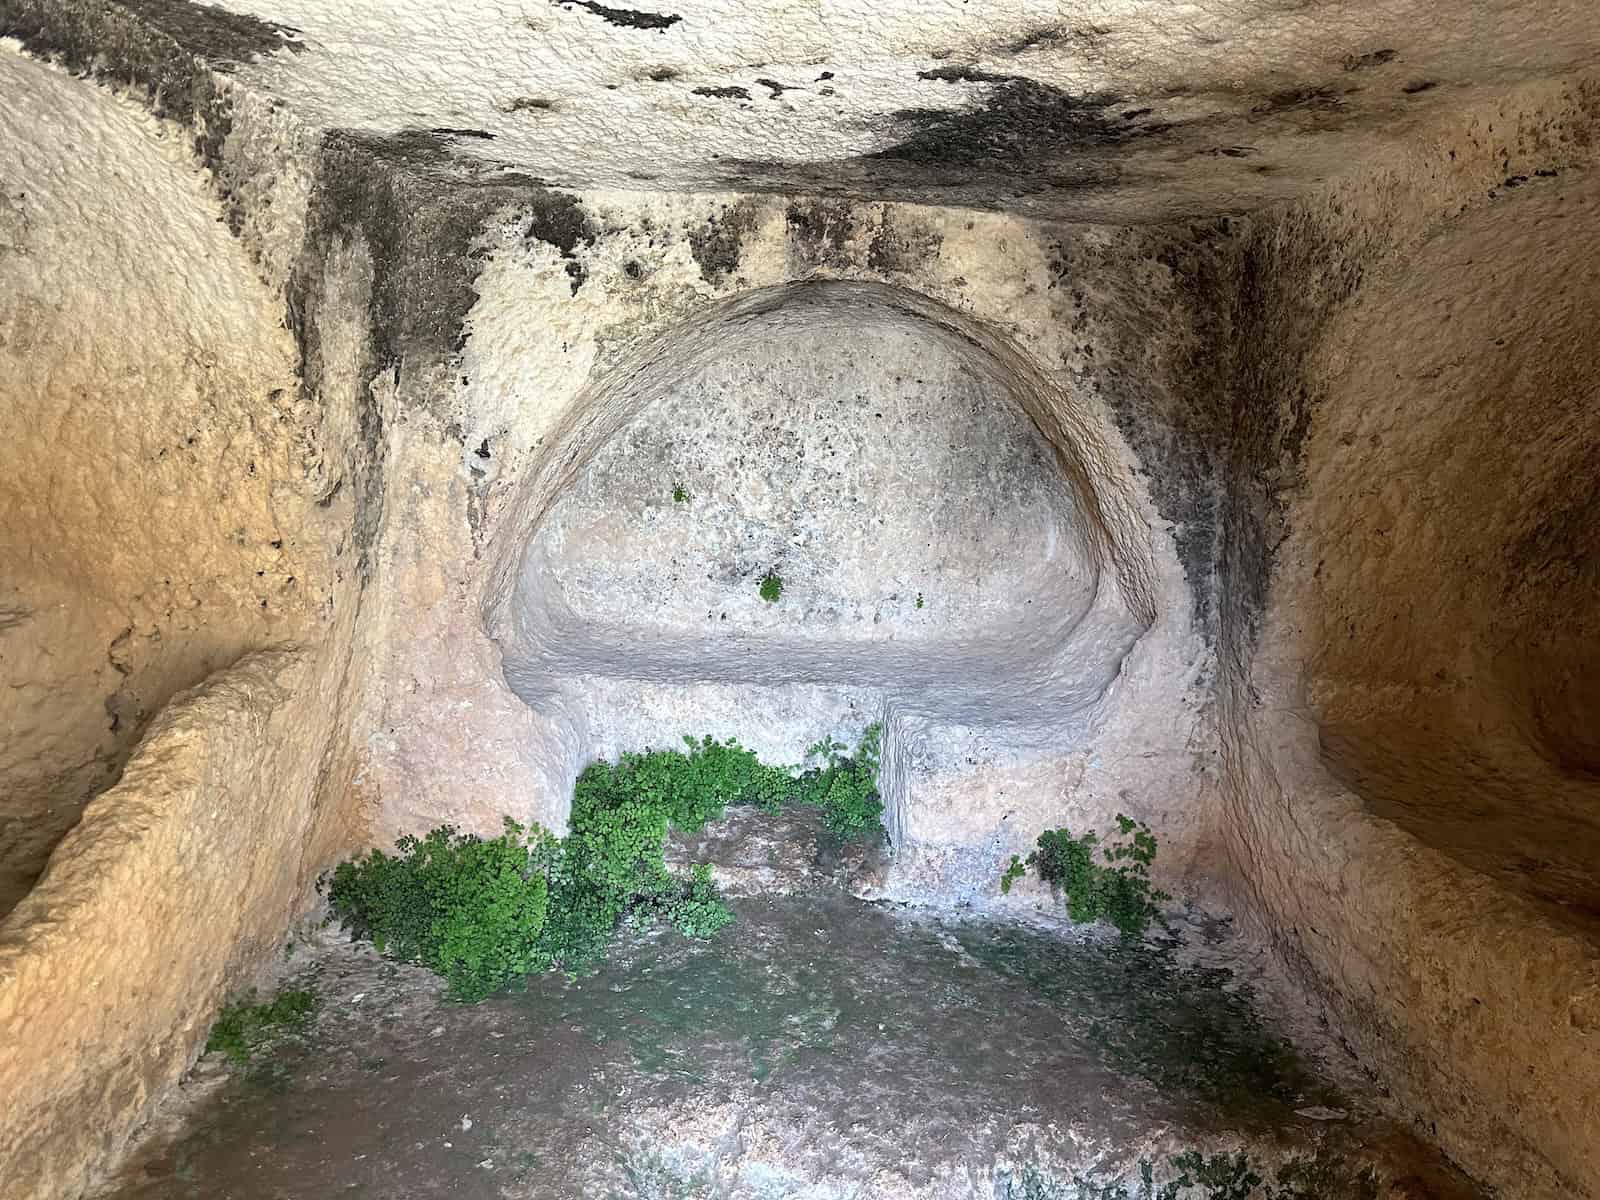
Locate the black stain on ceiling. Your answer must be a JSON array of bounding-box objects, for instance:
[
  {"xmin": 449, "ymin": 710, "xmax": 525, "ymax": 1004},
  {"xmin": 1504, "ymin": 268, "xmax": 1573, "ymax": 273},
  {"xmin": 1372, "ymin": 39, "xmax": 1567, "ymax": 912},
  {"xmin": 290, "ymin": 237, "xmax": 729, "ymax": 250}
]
[
  {"xmin": 551, "ymin": 0, "xmax": 681, "ymax": 30},
  {"xmin": 1000, "ymin": 25, "xmax": 1110, "ymax": 56},
  {"xmin": 646, "ymin": 66, "xmax": 681, "ymax": 81},
  {"xmin": 1004, "ymin": 26, "xmax": 1070, "ymax": 53},
  {"xmin": 111, "ymin": 0, "xmax": 303, "ymax": 68},
  {"xmin": 0, "ymin": 0, "xmax": 299, "ymax": 233},
  {"xmin": 506, "ymin": 96, "xmax": 558, "ymax": 112},
  {"xmin": 693, "ymin": 85, "xmax": 751, "ymax": 100},
  {"xmin": 1402, "ymin": 79, "xmax": 1439, "ymax": 94},
  {"xmin": 879, "ymin": 70, "xmax": 1170, "ymax": 167},
  {"xmin": 430, "ymin": 127, "xmax": 495, "ymax": 140},
  {"xmin": 755, "ymin": 78, "xmax": 790, "ymax": 97},
  {"xmin": 1342, "ymin": 48, "xmax": 1397, "ymax": 72}
]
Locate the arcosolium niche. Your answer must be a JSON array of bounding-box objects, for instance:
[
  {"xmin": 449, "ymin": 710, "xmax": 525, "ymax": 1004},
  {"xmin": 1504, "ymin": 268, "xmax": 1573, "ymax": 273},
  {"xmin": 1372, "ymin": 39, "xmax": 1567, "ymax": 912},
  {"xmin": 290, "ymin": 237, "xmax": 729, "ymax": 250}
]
[{"xmin": 493, "ymin": 282, "xmax": 1155, "ymax": 858}]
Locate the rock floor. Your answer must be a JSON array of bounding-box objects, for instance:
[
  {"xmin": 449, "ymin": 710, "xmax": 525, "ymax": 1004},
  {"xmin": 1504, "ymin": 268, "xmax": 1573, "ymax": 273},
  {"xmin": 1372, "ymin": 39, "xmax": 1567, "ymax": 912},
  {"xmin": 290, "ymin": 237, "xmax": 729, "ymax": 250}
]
[{"xmin": 99, "ymin": 895, "xmax": 1481, "ymax": 1200}]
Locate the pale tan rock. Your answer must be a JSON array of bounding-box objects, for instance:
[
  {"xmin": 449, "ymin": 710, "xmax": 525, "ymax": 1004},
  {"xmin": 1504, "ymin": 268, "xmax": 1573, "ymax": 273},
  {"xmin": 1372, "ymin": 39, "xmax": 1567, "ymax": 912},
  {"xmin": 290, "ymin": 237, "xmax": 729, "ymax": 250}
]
[{"xmin": 2, "ymin": 8, "xmax": 1600, "ymax": 1200}]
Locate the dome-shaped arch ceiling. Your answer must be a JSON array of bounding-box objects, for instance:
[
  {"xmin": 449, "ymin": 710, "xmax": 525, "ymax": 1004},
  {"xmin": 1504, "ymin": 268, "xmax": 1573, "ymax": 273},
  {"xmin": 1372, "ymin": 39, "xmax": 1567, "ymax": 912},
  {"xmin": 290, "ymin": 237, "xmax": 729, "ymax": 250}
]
[{"xmin": 488, "ymin": 281, "xmax": 1158, "ymax": 845}]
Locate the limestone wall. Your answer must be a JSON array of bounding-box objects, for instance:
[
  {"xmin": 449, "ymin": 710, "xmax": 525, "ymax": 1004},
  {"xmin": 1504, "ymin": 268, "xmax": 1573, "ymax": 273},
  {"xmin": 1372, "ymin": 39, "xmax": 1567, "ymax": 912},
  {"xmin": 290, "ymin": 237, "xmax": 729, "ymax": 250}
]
[
  {"xmin": 1214, "ymin": 77, "xmax": 1600, "ymax": 1200},
  {"xmin": 2, "ymin": 10, "xmax": 1600, "ymax": 1200},
  {"xmin": 0, "ymin": 46, "xmax": 360, "ymax": 1200},
  {"xmin": 0, "ymin": 651, "xmax": 320, "ymax": 1200},
  {"xmin": 0, "ymin": 49, "xmax": 327, "ymax": 914},
  {"xmin": 337, "ymin": 191, "xmax": 1216, "ymax": 908}
]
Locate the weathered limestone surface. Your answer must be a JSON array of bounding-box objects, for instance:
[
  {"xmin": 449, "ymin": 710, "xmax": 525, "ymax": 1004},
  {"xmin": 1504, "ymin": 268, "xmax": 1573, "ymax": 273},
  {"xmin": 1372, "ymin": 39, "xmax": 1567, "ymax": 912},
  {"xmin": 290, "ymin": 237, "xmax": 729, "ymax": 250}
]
[
  {"xmin": 98, "ymin": 0, "xmax": 1600, "ymax": 222},
  {"xmin": 2, "ymin": 5, "xmax": 1600, "ymax": 1200},
  {"xmin": 493, "ymin": 279, "xmax": 1205, "ymax": 902},
  {"xmin": 0, "ymin": 49, "xmax": 326, "ymax": 912},
  {"xmin": 1210, "ymin": 80, "xmax": 1600, "ymax": 1200},
  {"xmin": 1, "ymin": 651, "xmax": 306, "ymax": 1199},
  {"xmin": 0, "ymin": 42, "xmax": 362, "ymax": 1200}
]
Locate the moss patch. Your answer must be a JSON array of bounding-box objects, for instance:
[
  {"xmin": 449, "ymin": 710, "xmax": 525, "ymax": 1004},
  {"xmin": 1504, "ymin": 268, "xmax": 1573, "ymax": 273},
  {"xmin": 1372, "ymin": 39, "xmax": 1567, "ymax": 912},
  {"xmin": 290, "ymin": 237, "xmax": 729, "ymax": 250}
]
[{"xmin": 206, "ymin": 987, "xmax": 318, "ymax": 1064}]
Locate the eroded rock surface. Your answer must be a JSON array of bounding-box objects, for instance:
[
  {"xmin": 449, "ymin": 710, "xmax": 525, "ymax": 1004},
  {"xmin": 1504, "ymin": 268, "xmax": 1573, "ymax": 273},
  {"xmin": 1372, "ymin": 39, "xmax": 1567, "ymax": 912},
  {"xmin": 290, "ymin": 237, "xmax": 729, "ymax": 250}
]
[
  {"xmin": 98, "ymin": 896, "xmax": 1481, "ymax": 1200},
  {"xmin": 3, "ymin": 6, "xmax": 1600, "ymax": 1200}
]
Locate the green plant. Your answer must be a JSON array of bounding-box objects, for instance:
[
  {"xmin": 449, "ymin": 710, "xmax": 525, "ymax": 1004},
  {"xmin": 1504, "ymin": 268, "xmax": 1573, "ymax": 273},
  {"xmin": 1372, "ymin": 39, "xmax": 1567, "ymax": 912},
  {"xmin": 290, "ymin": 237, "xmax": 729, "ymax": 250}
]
[
  {"xmin": 1001, "ymin": 856, "xmax": 1029, "ymax": 893},
  {"xmin": 328, "ymin": 819, "xmax": 557, "ymax": 1001},
  {"xmin": 1000, "ymin": 814, "xmax": 1169, "ymax": 937},
  {"xmin": 329, "ymin": 727, "xmax": 883, "ymax": 1000},
  {"xmin": 672, "ymin": 483, "xmax": 689, "ymax": 503},
  {"xmin": 915, "ymin": 592, "xmax": 924, "ymax": 609},
  {"xmin": 796, "ymin": 724, "xmax": 884, "ymax": 838},
  {"xmin": 206, "ymin": 987, "xmax": 318, "ymax": 1064},
  {"xmin": 758, "ymin": 570, "xmax": 783, "ymax": 602},
  {"xmin": 667, "ymin": 863, "xmax": 736, "ymax": 938}
]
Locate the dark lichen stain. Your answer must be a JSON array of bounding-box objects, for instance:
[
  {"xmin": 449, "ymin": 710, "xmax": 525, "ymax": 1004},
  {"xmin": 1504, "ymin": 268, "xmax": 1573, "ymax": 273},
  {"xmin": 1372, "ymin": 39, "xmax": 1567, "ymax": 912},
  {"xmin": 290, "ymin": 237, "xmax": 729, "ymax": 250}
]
[
  {"xmin": 755, "ymin": 78, "xmax": 790, "ymax": 98},
  {"xmin": 1003, "ymin": 26, "xmax": 1073, "ymax": 54},
  {"xmin": 430, "ymin": 127, "xmax": 495, "ymax": 140},
  {"xmin": 879, "ymin": 70, "xmax": 1166, "ymax": 168},
  {"xmin": 1252, "ymin": 85, "xmax": 1344, "ymax": 115},
  {"xmin": 1082, "ymin": 223, "xmax": 1236, "ymax": 635},
  {"xmin": 784, "ymin": 199, "xmax": 857, "ymax": 269},
  {"xmin": 866, "ymin": 216, "xmax": 943, "ymax": 275},
  {"xmin": 110, "ymin": 0, "xmax": 302, "ymax": 68},
  {"xmin": 506, "ymin": 96, "xmax": 557, "ymax": 112},
  {"xmin": 693, "ymin": 85, "xmax": 751, "ymax": 101},
  {"xmin": 1209, "ymin": 146, "xmax": 1258, "ymax": 158},
  {"xmin": 288, "ymin": 131, "xmax": 594, "ymax": 572},
  {"xmin": 1066, "ymin": 207, "xmax": 1366, "ymax": 644},
  {"xmin": 551, "ymin": 0, "xmax": 681, "ymax": 30},
  {"xmin": 688, "ymin": 198, "xmax": 761, "ymax": 284},
  {"xmin": 1004, "ymin": 24, "xmax": 1112, "ymax": 57},
  {"xmin": 1402, "ymin": 79, "xmax": 1439, "ymax": 94},
  {"xmin": 523, "ymin": 192, "xmax": 598, "ymax": 294},
  {"xmin": 1341, "ymin": 48, "xmax": 1397, "ymax": 72},
  {"xmin": 1223, "ymin": 212, "xmax": 1369, "ymax": 641},
  {"xmin": 0, "ymin": 0, "xmax": 306, "ymax": 234},
  {"xmin": 646, "ymin": 66, "xmax": 681, "ymax": 82}
]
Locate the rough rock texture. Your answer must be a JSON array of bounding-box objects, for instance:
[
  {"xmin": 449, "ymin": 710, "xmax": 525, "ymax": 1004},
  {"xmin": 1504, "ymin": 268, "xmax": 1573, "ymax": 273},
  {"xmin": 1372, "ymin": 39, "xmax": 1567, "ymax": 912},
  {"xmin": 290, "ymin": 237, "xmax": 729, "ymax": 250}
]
[
  {"xmin": 353, "ymin": 193, "xmax": 1213, "ymax": 903},
  {"xmin": 0, "ymin": 651, "xmax": 314, "ymax": 1200},
  {"xmin": 3, "ymin": 6, "xmax": 1600, "ymax": 1200},
  {"xmin": 1212, "ymin": 79, "xmax": 1600, "ymax": 1200},
  {"xmin": 100, "ymin": 0, "xmax": 1600, "ymax": 222},
  {"xmin": 0, "ymin": 49, "xmax": 324, "ymax": 914},
  {"xmin": 99, "ymin": 893, "xmax": 1483, "ymax": 1200},
  {"xmin": 0, "ymin": 42, "xmax": 360, "ymax": 1200},
  {"xmin": 496, "ymin": 282, "xmax": 1197, "ymax": 899}
]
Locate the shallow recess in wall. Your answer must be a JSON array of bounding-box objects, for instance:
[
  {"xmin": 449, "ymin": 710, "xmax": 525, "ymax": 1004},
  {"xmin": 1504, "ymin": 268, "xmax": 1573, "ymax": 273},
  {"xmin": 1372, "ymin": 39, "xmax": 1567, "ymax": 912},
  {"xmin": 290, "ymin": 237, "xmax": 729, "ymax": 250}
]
[{"xmin": 491, "ymin": 282, "xmax": 1156, "ymax": 851}]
